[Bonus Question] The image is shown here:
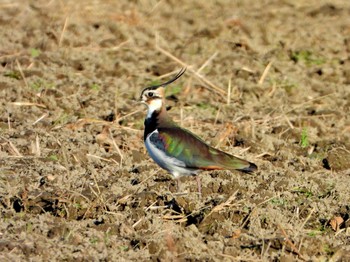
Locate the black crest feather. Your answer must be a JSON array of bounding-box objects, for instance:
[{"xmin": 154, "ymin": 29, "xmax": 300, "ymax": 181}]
[{"xmin": 144, "ymin": 68, "xmax": 186, "ymax": 91}]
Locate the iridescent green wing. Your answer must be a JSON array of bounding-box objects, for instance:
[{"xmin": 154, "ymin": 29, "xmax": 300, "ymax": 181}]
[{"xmin": 151, "ymin": 127, "xmax": 255, "ymax": 172}]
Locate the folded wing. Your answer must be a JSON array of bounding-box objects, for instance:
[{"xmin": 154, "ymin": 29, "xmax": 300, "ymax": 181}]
[{"xmin": 149, "ymin": 126, "xmax": 257, "ymax": 173}]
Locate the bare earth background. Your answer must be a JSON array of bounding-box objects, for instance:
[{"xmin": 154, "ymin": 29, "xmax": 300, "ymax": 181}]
[{"xmin": 1, "ymin": 0, "xmax": 350, "ymax": 261}]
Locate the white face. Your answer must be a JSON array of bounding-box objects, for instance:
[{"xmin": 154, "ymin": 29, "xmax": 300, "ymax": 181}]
[
  {"xmin": 141, "ymin": 89, "xmax": 162, "ymax": 102},
  {"xmin": 140, "ymin": 88, "xmax": 164, "ymax": 118},
  {"xmin": 140, "ymin": 68, "xmax": 185, "ymax": 118},
  {"xmin": 145, "ymin": 98, "xmax": 163, "ymax": 118}
]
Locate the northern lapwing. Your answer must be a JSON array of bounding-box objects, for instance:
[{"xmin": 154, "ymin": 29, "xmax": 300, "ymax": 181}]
[{"xmin": 140, "ymin": 68, "xmax": 257, "ymax": 193}]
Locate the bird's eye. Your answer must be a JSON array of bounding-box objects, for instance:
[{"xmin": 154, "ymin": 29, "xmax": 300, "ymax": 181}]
[{"xmin": 148, "ymin": 92, "xmax": 154, "ymax": 97}]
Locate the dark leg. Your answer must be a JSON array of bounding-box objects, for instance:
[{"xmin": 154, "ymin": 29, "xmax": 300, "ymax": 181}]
[
  {"xmin": 196, "ymin": 176, "xmax": 202, "ymax": 197},
  {"xmin": 176, "ymin": 178, "xmax": 181, "ymax": 192}
]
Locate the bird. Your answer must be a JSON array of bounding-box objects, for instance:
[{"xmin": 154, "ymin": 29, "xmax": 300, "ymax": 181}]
[{"xmin": 140, "ymin": 68, "xmax": 257, "ymax": 193}]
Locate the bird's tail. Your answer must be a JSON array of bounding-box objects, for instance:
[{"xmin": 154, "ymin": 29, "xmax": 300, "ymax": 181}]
[
  {"xmin": 238, "ymin": 161, "xmax": 257, "ymax": 173},
  {"xmin": 210, "ymin": 147, "xmax": 258, "ymax": 173}
]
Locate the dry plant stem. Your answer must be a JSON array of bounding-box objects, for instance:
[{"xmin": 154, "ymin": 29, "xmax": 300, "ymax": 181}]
[
  {"xmin": 183, "ymin": 77, "xmax": 192, "ymax": 95},
  {"xmin": 111, "ymin": 39, "xmax": 130, "ymax": 51},
  {"xmin": 0, "ymin": 3, "xmax": 19, "ymax": 8},
  {"xmin": 284, "ymin": 92, "xmax": 336, "ymax": 115},
  {"xmin": 218, "ymin": 254, "xmax": 261, "ymax": 261},
  {"xmin": 180, "ymin": 107, "xmax": 184, "ymax": 126},
  {"xmin": 240, "ymin": 196, "xmax": 276, "ymax": 230},
  {"xmin": 162, "ymin": 204, "xmax": 212, "ymax": 223},
  {"xmin": 32, "ymin": 113, "xmax": 49, "ymax": 125},
  {"xmin": 278, "ymin": 127, "xmax": 291, "ymax": 138},
  {"xmin": 132, "ymin": 218, "xmax": 143, "ymax": 228},
  {"xmin": 278, "ymin": 224, "xmax": 305, "ymax": 261},
  {"xmin": 293, "ymin": 207, "xmax": 315, "ymax": 239},
  {"xmin": 157, "ymin": 69, "xmax": 181, "ymax": 79},
  {"xmin": 227, "ymin": 78, "xmax": 231, "ymax": 105},
  {"xmin": 214, "ymin": 106, "xmax": 221, "ymax": 125},
  {"xmin": 144, "ymin": 200, "xmax": 158, "ymax": 212},
  {"xmin": 335, "ymin": 228, "xmax": 346, "ymax": 237},
  {"xmin": 251, "ymin": 117, "xmax": 256, "ymax": 140},
  {"xmin": 60, "ymin": 142, "xmax": 70, "ymax": 172},
  {"xmin": 11, "ymin": 102, "xmax": 47, "ymax": 109},
  {"xmin": 134, "ymin": 168, "xmax": 162, "ymax": 194},
  {"xmin": 1, "ymin": 156, "xmax": 47, "ymax": 160},
  {"xmin": 86, "ymin": 154, "xmax": 104, "ymax": 162},
  {"xmin": 196, "ymin": 51, "xmax": 218, "ymax": 74},
  {"xmin": 147, "ymin": 205, "xmax": 168, "ymax": 211},
  {"xmin": 108, "ymin": 129, "xmax": 124, "ymax": 168},
  {"xmin": 268, "ymin": 82, "xmax": 277, "ymax": 97},
  {"xmin": 156, "ymin": 45, "xmax": 226, "ymax": 96},
  {"xmin": 35, "ymin": 135, "xmax": 41, "ymax": 157},
  {"xmin": 255, "ymin": 152, "xmax": 273, "ymax": 158},
  {"xmin": 0, "ymin": 52, "xmax": 22, "ymax": 60},
  {"xmin": 258, "ymin": 60, "xmax": 273, "ymax": 85},
  {"xmin": 254, "ymin": 93, "xmax": 336, "ymax": 126},
  {"xmin": 59, "ymin": 16, "xmax": 69, "ymax": 47},
  {"xmin": 241, "ymin": 66, "xmax": 255, "ymax": 73},
  {"xmin": 201, "ymin": 190, "xmax": 239, "ymax": 224},
  {"xmin": 115, "ymin": 109, "xmax": 143, "ymax": 123},
  {"xmin": 15, "ymin": 59, "xmax": 29, "ymax": 89},
  {"xmin": 1, "ymin": 136, "xmax": 22, "ymax": 157},
  {"xmin": 114, "ymin": 88, "xmax": 119, "ymax": 119},
  {"xmin": 283, "ymin": 113, "xmax": 294, "ymax": 129},
  {"xmin": 70, "ymin": 40, "xmax": 130, "ymax": 52},
  {"xmin": 7, "ymin": 113, "xmax": 11, "ymax": 131},
  {"xmin": 239, "ymin": 146, "xmax": 251, "ymax": 154},
  {"xmin": 148, "ymin": 0, "xmax": 163, "ymax": 14},
  {"xmin": 162, "ymin": 214, "xmax": 185, "ymax": 220},
  {"xmin": 85, "ymin": 173, "xmax": 108, "ymax": 216},
  {"xmin": 215, "ymin": 123, "xmax": 233, "ymax": 147},
  {"xmin": 262, "ymin": 240, "xmax": 272, "ymax": 260}
]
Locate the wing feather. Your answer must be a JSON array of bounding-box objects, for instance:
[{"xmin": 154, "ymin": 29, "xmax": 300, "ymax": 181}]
[{"xmin": 149, "ymin": 126, "xmax": 256, "ymax": 172}]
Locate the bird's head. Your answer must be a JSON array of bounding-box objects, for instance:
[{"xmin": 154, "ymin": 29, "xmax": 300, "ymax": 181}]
[
  {"xmin": 140, "ymin": 86, "xmax": 165, "ymax": 106},
  {"xmin": 140, "ymin": 68, "xmax": 186, "ymax": 117}
]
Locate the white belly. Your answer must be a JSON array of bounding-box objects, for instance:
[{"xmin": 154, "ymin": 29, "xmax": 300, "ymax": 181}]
[{"xmin": 145, "ymin": 129, "xmax": 196, "ymax": 178}]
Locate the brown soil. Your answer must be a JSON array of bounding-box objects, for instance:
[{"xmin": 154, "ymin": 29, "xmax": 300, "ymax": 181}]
[{"xmin": 1, "ymin": 0, "xmax": 350, "ymax": 261}]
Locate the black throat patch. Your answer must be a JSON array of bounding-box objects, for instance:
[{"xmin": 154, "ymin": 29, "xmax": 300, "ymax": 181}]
[{"xmin": 144, "ymin": 111, "xmax": 159, "ymax": 141}]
